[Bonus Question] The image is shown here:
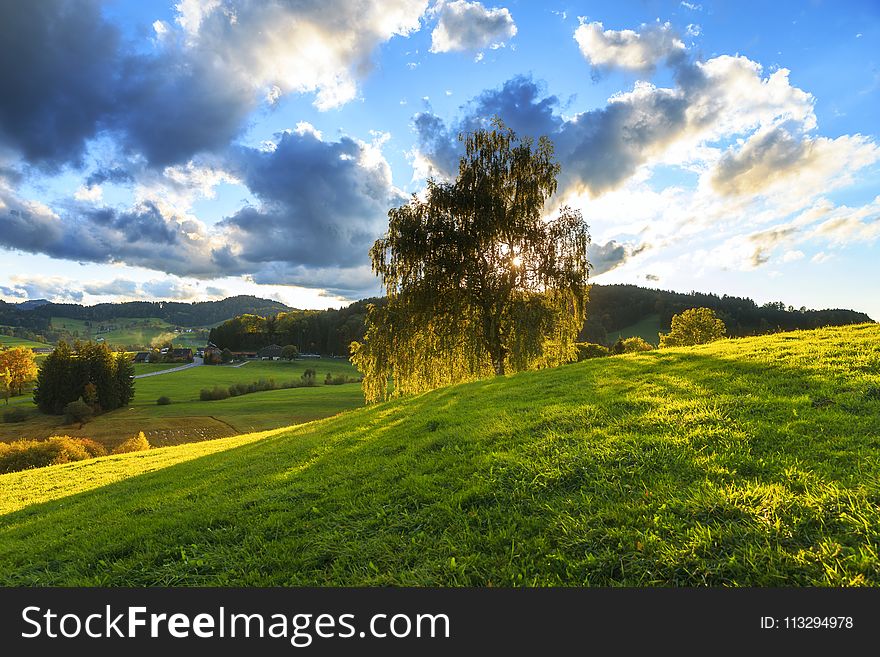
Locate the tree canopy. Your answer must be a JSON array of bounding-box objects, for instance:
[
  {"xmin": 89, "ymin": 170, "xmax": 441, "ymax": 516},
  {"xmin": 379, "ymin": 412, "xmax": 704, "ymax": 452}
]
[
  {"xmin": 659, "ymin": 307, "xmax": 727, "ymax": 347},
  {"xmin": 33, "ymin": 341, "xmax": 135, "ymax": 415},
  {"xmin": 0, "ymin": 347, "xmax": 37, "ymax": 399},
  {"xmin": 352, "ymin": 120, "xmax": 590, "ymax": 403}
]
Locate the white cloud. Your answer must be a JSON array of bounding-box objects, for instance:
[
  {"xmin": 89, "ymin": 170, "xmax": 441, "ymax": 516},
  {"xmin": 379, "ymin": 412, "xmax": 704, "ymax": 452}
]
[
  {"xmin": 430, "ymin": 1, "xmax": 517, "ymax": 53},
  {"xmin": 574, "ymin": 20, "xmax": 685, "ymax": 72},
  {"xmin": 74, "ymin": 184, "xmax": 103, "ymax": 203},
  {"xmin": 174, "ymin": 0, "xmax": 430, "ymax": 111}
]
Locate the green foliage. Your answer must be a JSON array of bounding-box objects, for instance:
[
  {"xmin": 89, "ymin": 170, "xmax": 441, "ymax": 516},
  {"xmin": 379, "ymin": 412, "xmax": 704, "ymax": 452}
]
[
  {"xmin": 281, "ymin": 344, "xmax": 299, "ymax": 360},
  {"xmin": 574, "ymin": 342, "xmax": 610, "ymax": 360},
  {"xmin": 301, "ymin": 368, "xmax": 316, "ymax": 385},
  {"xmin": 200, "ymin": 386, "xmax": 230, "ymax": 401},
  {"xmin": 156, "ymin": 396, "xmax": 172, "ymax": 405},
  {"xmin": 659, "ymin": 307, "xmax": 727, "ymax": 347},
  {"xmin": 220, "ymin": 348, "xmax": 234, "ymax": 364},
  {"xmin": 112, "ymin": 432, "xmax": 150, "ymax": 455},
  {"xmin": 354, "ymin": 120, "xmax": 590, "ymax": 402},
  {"xmin": 33, "ymin": 341, "xmax": 135, "ymax": 415},
  {"xmin": 64, "ymin": 398, "xmax": 94, "ymax": 426},
  {"xmin": 0, "ymin": 435, "xmax": 107, "ymax": 474},
  {"xmin": 618, "ymin": 336, "xmax": 654, "ymax": 353},
  {"xmin": 3, "ymin": 407, "xmax": 30, "ymax": 423}
]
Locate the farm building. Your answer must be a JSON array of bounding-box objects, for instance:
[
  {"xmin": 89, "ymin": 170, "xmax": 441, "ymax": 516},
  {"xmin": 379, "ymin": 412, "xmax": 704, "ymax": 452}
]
[
  {"xmin": 169, "ymin": 348, "xmax": 194, "ymax": 362},
  {"xmin": 133, "ymin": 352, "xmax": 150, "ymax": 363},
  {"xmin": 258, "ymin": 344, "xmax": 283, "ymax": 360}
]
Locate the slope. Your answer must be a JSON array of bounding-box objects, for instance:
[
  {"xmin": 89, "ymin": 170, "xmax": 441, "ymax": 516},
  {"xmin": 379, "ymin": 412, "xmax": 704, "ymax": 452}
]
[{"xmin": 1, "ymin": 324, "xmax": 878, "ymax": 586}]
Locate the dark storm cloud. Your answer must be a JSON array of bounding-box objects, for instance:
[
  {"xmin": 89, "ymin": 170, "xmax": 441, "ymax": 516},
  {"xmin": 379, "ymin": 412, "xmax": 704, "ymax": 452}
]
[
  {"xmin": 588, "ymin": 240, "xmax": 631, "ymax": 275},
  {"xmin": 0, "ymin": 0, "xmax": 120, "ymax": 170},
  {"xmin": 221, "ymin": 128, "xmax": 405, "ymax": 271},
  {"xmin": 84, "ymin": 167, "xmax": 135, "ymax": 187},
  {"xmin": 0, "ymin": 186, "xmax": 226, "ymax": 278},
  {"xmin": 412, "ymin": 75, "xmax": 688, "ymax": 197},
  {"xmin": 111, "ymin": 47, "xmax": 257, "ymax": 167}
]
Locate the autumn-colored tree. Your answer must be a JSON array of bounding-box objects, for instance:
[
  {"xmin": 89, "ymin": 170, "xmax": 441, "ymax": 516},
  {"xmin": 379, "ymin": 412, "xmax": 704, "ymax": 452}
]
[
  {"xmin": 659, "ymin": 308, "xmax": 726, "ymax": 347},
  {"xmin": 0, "ymin": 347, "xmax": 38, "ymax": 397},
  {"xmin": 352, "ymin": 120, "xmax": 590, "ymax": 403}
]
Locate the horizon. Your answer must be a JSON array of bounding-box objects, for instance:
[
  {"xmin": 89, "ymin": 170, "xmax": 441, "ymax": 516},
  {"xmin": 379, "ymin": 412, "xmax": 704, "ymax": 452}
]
[
  {"xmin": 4, "ymin": 282, "xmax": 876, "ymax": 323},
  {"xmin": 1, "ymin": 1, "xmax": 878, "ymax": 318}
]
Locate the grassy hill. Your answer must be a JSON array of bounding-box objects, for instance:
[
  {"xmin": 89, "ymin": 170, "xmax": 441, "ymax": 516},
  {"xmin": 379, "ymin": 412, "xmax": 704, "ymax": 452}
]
[
  {"xmin": 607, "ymin": 313, "xmax": 662, "ymax": 346},
  {"xmin": 1, "ymin": 324, "xmax": 878, "ymax": 586},
  {"xmin": 0, "ymin": 334, "xmax": 52, "ymax": 349},
  {"xmin": 49, "ymin": 316, "xmax": 210, "ymax": 349}
]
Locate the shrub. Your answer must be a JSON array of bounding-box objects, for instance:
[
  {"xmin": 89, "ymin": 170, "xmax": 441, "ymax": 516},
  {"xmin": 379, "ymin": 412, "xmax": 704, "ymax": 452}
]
[
  {"xmin": 156, "ymin": 396, "xmax": 172, "ymax": 405},
  {"xmin": 3, "ymin": 407, "xmax": 29, "ymax": 423},
  {"xmin": 301, "ymin": 368, "xmax": 317, "ymax": 385},
  {"xmin": 619, "ymin": 337, "xmax": 654, "ymax": 353},
  {"xmin": 112, "ymin": 432, "xmax": 150, "ymax": 454},
  {"xmin": 660, "ymin": 308, "xmax": 726, "ymax": 347},
  {"xmin": 0, "ymin": 436, "xmax": 106, "ymax": 474},
  {"xmin": 64, "ymin": 398, "xmax": 94, "ymax": 425},
  {"xmin": 200, "ymin": 386, "xmax": 230, "ymax": 401},
  {"xmin": 574, "ymin": 342, "xmax": 610, "ymax": 361}
]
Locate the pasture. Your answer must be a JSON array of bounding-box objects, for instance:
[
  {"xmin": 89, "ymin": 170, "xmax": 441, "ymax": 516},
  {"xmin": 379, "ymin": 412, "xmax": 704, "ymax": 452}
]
[
  {"xmin": 0, "ymin": 358, "xmax": 362, "ymax": 448},
  {"xmin": 1, "ymin": 324, "xmax": 878, "ymax": 586}
]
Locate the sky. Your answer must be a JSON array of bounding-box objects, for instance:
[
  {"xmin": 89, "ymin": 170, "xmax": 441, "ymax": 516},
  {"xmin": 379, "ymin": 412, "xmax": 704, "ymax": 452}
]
[{"xmin": 0, "ymin": 0, "xmax": 878, "ymax": 318}]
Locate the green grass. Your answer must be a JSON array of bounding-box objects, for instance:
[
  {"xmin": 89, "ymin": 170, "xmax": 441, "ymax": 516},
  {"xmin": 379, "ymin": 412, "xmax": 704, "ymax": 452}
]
[
  {"xmin": 1, "ymin": 324, "xmax": 879, "ymax": 586},
  {"xmin": 0, "ymin": 358, "xmax": 362, "ymax": 447},
  {"xmin": 133, "ymin": 362, "xmax": 185, "ymax": 375},
  {"xmin": 0, "ymin": 335, "xmax": 52, "ymax": 349},
  {"xmin": 607, "ymin": 314, "xmax": 662, "ymax": 346},
  {"xmin": 50, "ymin": 316, "xmax": 209, "ymax": 349}
]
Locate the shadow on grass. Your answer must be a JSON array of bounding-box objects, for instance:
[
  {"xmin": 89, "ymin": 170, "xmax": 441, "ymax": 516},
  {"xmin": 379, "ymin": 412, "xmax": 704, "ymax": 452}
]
[{"xmin": 1, "ymin": 336, "xmax": 878, "ymax": 586}]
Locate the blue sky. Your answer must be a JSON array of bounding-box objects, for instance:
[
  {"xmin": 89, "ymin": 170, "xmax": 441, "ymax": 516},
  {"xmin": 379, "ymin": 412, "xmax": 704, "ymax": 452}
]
[{"xmin": 0, "ymin": 0, "xmax": 878, "ymax": 319}]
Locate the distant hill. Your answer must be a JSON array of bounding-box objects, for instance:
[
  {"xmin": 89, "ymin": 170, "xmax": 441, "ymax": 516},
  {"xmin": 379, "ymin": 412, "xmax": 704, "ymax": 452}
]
[
  {"xmin": 580, "ymin": 284, "xmax": 874, "ymax": 345},
  {"xmin": 0, "ymin": 295, "xmax": 295, "ymax": 347},
  {"xmin": 13, "ymin": 299, "xmax": 50, "ymax": 310}
]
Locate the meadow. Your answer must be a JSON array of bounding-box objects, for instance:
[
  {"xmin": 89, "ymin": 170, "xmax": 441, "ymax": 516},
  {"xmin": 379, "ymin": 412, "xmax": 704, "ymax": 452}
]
[
  {"xmin": 49, "ymin": 316, "xmax": 211, "ymax": 348},
  {"xmin": 1, "ymin": 323, "xmax": 878, "ymax": 586},
  {"xmin": 0, "ymin": 334, "xmax": 52, "ymax": 349},
  {"xmin": 607, "ymin": 314, "xmax": 663, "ymax": 346},
  {"xmin": 0, "ymin": 358, "xmax": 362, "ymax": 447}
]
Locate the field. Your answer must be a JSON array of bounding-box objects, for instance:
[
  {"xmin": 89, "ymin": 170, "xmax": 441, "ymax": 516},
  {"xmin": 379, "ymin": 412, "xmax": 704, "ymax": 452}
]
[
  {"xmin": 1, "ymin": 324, "xmax": 878, "ymax": 586},
  {"xmin": 0, "ymin": 358, "xmax": 362, "ymax": 447},
  {"xmin": 49, "ymin": 316, "xmax": 210, "ymax": 349},
  {"xmin": 607, "ymin": 314, "xmax": 663, "ymax": 346},
  {"xmin": 0, "ymin": 334, "xmax": 52, "ymax": 349}
]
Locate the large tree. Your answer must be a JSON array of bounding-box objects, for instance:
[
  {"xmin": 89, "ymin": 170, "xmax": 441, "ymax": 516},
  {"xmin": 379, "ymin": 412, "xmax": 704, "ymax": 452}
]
[
  {"xmin": 0, "ymin": 346, "xmax": 38, "ymax": 397},
  {"xmin": 352, "ymin": 120, "xmax": 590, "ymax": 403},
  {"xmin": 659, "ymin": 307, "xmax": 727, "ymax": 347}
]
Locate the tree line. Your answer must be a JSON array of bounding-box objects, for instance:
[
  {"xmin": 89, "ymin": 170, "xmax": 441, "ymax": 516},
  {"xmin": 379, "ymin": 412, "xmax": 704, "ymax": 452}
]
[
  {"xmin": 205, "ymin": 284, "xmax": 872, "ymax": 357},
  {"xmin": 33, "ymin": 341, "xmax": 135, "ymax": 416},
  {"xmin": 0, "ymin": 295, "xmax": 293, "ymax": 336}
]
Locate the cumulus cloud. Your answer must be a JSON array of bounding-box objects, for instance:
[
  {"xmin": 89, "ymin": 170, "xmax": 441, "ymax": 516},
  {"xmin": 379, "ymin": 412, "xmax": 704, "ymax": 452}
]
[
  {"xmin": 408, "ymin": 45, "xmax": 878, "ymax": 280},
  {"xmin": 710, "ymin": 124, "xmax": 879, "ymax": 197},
  {"xmin": 588, "ymin": 240, "xmax": 632, "ymax": 275},
  {"xmin": 0, "ymin": 276, "xmax": 84, "ymax": 303},
  {"xmin": 574, "ymin": 20, "xmax": 685, "ymax": 73},
  {"xmin": 0, "ymin": 1, "xmax": 430, "ymax": 170},
  {"xmin": 0, "ymin": 0, "xmax": 120, "ymax": 169},
  {"xmin": 430, "ymin": 1, "xmax": 517, "ymax": 53},
  {"xmin": 0, "ymin": 176, "xmax": 226, "ymax": 278},
  {"xmin": 219, "ymin": 126, "xmax": 405, "ymax": 286}
]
